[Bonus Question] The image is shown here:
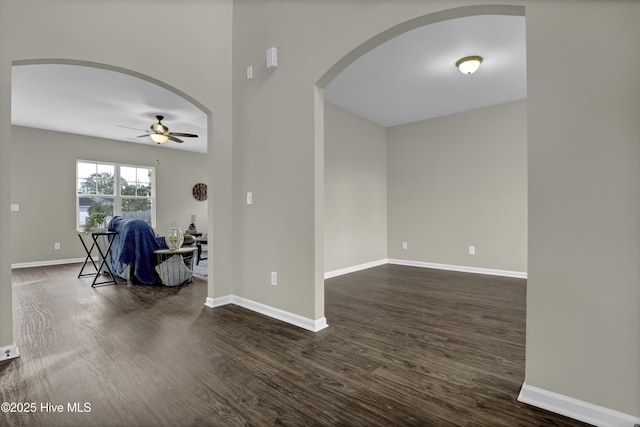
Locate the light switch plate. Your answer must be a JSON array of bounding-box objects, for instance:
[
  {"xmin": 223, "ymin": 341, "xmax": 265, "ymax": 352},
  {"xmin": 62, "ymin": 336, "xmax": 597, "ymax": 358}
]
[{"xmin": 266, "ymin": 47, "xmax": 278, "ymax": 70}]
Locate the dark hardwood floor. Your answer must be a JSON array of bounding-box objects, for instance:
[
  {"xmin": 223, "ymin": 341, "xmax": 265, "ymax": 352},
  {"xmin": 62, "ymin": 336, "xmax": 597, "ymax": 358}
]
[{"xmin": 1, "ymin": 263, "xmax": 588, "ymax": 426}]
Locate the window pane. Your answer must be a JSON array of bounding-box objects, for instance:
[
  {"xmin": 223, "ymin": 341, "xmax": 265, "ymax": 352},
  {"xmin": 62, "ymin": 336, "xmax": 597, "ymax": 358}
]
[
  {"xmin": 97, "ymin": 163, "xmax": 114, "ymax": 175},
  {"xmin": 120, "ymin": 166, "xmax": 152, "ymax": 196},
  {"xmin": 77, "ymin": 162, "xmax": 96, "ymax": 179},
  {"xmin": 120, "ymin": 166, "xmax": 136, "ymax": 185},
  {"xmin": 77, "ymin": 162, "xmax": 114, "ymax": 196},
  {"xmin": 120, "ymin": 166, "xmax": 136, "ymax": 195},
  {"xmin": 137, "ymin": 167, "xmax": 151, "ymax": 184},
  {"xmin": 122, "ymin": 198, "xmax": 152, "ymax": 224},
  {"xmin": 78, "ymin": 197, "xmax": 114, "ymax": 228}
]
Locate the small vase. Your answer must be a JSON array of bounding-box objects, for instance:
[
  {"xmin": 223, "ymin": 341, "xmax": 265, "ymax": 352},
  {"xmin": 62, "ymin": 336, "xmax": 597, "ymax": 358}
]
[{"xmin": 166, "ymin": 227, "xmax": 184, "ymax": 250}]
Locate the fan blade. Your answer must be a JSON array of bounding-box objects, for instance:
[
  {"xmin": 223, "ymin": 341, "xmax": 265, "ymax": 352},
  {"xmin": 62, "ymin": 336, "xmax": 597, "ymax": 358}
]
[
  {"xmin": 136, "ymin": 134, "xmax": 150, "ymax": 138},
  {"xmin": 168, "ymin": 135, "xmax": 184, "ymax": 143},
  {"xmin": 170, "ymin": 132, "xmax": 198, "ymax": 138},
  {"xmin": 117, "ymin": 125, "xmax": 148, "ymax": 132}
]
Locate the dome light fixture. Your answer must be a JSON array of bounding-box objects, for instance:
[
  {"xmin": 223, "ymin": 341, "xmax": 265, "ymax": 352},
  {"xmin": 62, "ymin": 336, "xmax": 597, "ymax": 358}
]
[
  {"xmin": 456, "ymin": 55, "xmax": 483, "ymax": 75},
  {"xmin": 149, "ymin": 133, "xmax": 169, "ymax": 144}
]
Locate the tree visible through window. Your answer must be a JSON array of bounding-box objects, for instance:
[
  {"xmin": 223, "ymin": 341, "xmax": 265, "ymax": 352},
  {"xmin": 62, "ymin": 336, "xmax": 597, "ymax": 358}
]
[{"xmin": 76, "ymin": 161, "xmax": 155, "ymax": 232}]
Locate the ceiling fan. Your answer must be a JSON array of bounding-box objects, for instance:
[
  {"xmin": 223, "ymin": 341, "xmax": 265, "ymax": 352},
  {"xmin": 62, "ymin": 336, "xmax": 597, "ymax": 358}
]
[{"xmin": 120, "ymin": 115, "xmax": 199, "ymax": 144}]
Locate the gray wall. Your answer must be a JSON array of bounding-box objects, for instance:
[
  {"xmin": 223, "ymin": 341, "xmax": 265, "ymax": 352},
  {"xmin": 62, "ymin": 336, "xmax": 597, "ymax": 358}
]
[
  {"xmin": 10, "ymin": 126, "xmax": 208, "ymax": 265},
  {"xmin": 324, "ymin": 102, "xmax": 387, "ymax": 273},
  {"xmin": 232, "ymin": 0, "xmax": 639, "ymax": 418},
  {"xmin": 526, "ymin": 2, "xmax": 640, "ymax": 415},
  {"xmin": 387, "ymin": 100, "xmax": 527, "ymax": 272},
  {"xmin": 1, "ymin": 0, "xmax": 638, "ymax": 420},
  {"xmin": 324, "ymin": 99, "xmax": 526, "ymax": 275}
]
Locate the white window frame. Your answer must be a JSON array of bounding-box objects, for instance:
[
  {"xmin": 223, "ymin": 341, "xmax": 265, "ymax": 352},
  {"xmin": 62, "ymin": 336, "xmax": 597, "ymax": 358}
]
[{"xmin": 76, "ymin": 160, "xmax": 156, "ymax": 231}]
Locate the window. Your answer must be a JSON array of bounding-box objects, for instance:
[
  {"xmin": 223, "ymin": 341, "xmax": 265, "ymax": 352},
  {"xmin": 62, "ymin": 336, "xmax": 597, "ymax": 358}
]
[{"xmin": 76, "ymin": 160, "xmax": 155, "ymax": 231}]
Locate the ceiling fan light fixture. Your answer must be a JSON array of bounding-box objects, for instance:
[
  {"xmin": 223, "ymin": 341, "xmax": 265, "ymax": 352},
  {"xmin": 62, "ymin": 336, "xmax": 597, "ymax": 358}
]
[
  {"xmin": 151, "ymin": 123, "xmax": 166, "ymax": 133},
  {"xmin": 151, "ymin": 115, "xmax": 169, "ymax": 134},
  {"xmin": 122, "ymin": 115, "xmax": 197, "ymax": 145},
  {"xmin": 456, "ymin": 55, "xmax": 483, "ymax": 75},
  {"xmin": 150, "ymin": 133, "xmax": 169, "ymax": 144}
]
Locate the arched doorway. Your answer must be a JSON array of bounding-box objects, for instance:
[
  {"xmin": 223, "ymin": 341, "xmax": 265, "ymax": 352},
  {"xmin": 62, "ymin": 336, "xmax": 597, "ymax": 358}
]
[
  {"xmin": 315, "ymin": 3, "xmax": 526, "ymax": 307},
  {"xmin": 6, "ymin": 59, "xmax": 214, "ymax": 358},
  {"xmin": 315, "ymin": 3, "xmax": 526, "ymax": 324}
]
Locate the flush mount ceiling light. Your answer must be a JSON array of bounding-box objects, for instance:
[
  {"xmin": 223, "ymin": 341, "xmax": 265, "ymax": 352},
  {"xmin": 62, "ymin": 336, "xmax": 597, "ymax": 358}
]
[{"xmin": 455, "ymin": 55, "xmax": 483, "ymax": 75}]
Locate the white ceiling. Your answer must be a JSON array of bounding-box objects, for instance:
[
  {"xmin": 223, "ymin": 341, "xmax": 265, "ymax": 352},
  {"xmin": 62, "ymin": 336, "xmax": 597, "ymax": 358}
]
[
  {"xmin": 11, "ymin": 64, "xmax": 208, "ymax": 153},
  {"xmin": 10, "ymin": 15, "xmax": 525, "ymax": 150},
  {"xmin": 325, "ymin": 14, "xmax": 526, "ymax": 127}
]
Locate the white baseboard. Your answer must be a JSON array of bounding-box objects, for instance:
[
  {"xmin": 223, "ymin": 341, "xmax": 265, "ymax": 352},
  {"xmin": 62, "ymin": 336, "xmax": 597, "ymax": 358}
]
[
  {"xmin": 205, "ymin": 296, "xmax": 232, "ymax": 308},
  {"xmin": 518, "ymin": 382, "xmax": 640, "ymax": 427},
  {"xmin": 388, "ymin": 258, "xmax": 527, "ymax": 279},
  {"xmin": 324, "ymin": 258, "xmax": 388, "ymax": 279},
  {"xmin": 205, "ymin": 295, "xmax": 328, "ymax": 333},
  {"xmin": 11, "ymin": 257, "xmax": 87, "ymax": 269},
  {"xmin": 0, "ymin": 344, "xmax": 20, "ymax": 361}
]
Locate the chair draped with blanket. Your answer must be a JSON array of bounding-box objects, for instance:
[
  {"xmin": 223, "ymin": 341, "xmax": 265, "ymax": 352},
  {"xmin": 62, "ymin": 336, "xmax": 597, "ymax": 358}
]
[{"xmin": 106, "ymin": 216, "xmax": 195, "ymax": 285}]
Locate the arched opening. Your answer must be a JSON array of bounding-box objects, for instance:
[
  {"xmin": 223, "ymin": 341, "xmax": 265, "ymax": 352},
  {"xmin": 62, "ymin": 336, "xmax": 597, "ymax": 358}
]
[
  {"xmin": 13, "ymin": 58, "xmax": 212, "ymax": 117},
  {"xmin": 315, "ymin": 2, "xmax": 526, "ymax": 337},
  {"xmin": 311, "ymin": 5, "xmax": 528, "ymax": 420},
  {"xmin": 9, "ymin": 58, "xmax": 215, "ymax": 305}
]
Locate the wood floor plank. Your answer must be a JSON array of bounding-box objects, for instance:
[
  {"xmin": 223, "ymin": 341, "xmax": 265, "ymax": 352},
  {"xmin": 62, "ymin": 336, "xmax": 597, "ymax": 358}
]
[{"xmin": 0, "ymin": 263, "xmax": 589, "ymax": 426}]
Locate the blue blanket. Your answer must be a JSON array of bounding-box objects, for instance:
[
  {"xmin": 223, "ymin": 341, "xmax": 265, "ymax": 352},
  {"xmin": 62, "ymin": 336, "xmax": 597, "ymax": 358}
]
[{"xmin": 107, "ymin": 216, "xmax": 166, "ymax": 284}]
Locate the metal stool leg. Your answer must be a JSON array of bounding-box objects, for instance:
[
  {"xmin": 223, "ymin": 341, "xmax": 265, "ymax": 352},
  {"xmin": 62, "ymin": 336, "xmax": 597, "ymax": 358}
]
[{"xmin": 77, "ymin": 233, "xmax": 100, "ymax": 278}]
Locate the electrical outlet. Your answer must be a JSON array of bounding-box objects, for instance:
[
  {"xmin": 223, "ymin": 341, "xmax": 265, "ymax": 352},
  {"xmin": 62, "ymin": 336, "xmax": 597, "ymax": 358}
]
[
  {"xmin": 271, "ymin": 272, "xmax": 278, "ymax": 286},
  {"xmin": 468, "ymin": 245, "xmax": 476, "ymax": 255},
  {"xmin": 54, "ymin": 243, "xmax": 61, "ymax": 250},
  {"xmin": 402, "ymin": 241, "xmax": 408, "ymax": 250},
  {"xmin": 247, "ymin": 192, "xmax": 253, "ymax": 205}
]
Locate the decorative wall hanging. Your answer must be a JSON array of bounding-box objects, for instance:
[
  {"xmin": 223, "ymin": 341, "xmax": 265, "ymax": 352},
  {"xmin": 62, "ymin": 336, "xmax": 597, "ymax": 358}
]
[{"xmin": 192, "ymin": 183, "xmax": 207, "ymax": 201}]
